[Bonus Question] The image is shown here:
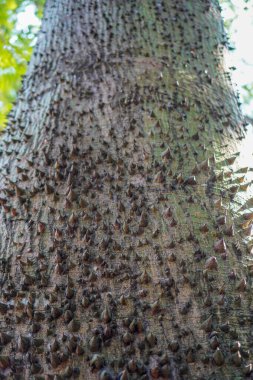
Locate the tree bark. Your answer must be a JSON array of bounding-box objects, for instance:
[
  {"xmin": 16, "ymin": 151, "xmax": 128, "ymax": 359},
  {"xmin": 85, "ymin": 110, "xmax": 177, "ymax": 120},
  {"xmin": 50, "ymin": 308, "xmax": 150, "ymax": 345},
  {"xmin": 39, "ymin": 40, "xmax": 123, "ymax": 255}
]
[{"xmin": 0, "ymin": 0, "xmax": 252, "ymax": 379}]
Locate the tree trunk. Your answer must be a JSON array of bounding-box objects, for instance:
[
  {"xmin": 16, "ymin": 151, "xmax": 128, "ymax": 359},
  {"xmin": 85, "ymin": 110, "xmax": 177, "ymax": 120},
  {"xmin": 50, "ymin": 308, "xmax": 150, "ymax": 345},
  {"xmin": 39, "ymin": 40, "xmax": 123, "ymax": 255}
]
[{"xmin": 0, "ymin": 0, "xmax": 252, "ymax": 379}]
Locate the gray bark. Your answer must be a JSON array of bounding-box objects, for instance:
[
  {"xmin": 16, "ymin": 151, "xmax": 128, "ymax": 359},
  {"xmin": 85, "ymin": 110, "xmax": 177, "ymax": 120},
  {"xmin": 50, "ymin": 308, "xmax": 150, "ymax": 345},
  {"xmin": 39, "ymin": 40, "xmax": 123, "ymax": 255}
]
[{"xmin": 0, "ymin": 0, "xmax": 251, "ymax": 379}]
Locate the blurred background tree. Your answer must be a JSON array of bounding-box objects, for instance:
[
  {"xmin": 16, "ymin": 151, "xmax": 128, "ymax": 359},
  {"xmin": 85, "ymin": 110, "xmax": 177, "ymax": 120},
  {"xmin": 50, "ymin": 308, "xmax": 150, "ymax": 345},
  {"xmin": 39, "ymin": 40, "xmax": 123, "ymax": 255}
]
[
  {"xmin": 0, "ymin": 0, "xmax": 44, "ymax": 127},
  {"xmin": 0, "ymin": 0, "xmax": 252, "ymax": 127},
  {"xmin": 220, "ymin": 0, "xmax": 253, "ymax": 118}
]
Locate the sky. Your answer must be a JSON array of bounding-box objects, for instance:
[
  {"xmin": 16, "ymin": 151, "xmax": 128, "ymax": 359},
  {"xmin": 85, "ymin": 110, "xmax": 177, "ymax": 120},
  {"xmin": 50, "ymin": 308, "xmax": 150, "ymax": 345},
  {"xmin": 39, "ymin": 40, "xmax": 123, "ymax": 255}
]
[
  {"xmin": 221, "ymin": 0, "xmax": 253, "ymax": 117},
  {"xmin": 16, "ymin": 4, "xmax": 40, "ymax": 31}
]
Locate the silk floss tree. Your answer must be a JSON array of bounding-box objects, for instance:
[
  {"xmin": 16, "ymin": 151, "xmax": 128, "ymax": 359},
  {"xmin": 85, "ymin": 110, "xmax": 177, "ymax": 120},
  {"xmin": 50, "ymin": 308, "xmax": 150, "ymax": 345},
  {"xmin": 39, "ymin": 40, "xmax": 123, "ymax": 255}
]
[{"xmin": 0, "ymin": 0, "xmax": 252, "ymax": 379}]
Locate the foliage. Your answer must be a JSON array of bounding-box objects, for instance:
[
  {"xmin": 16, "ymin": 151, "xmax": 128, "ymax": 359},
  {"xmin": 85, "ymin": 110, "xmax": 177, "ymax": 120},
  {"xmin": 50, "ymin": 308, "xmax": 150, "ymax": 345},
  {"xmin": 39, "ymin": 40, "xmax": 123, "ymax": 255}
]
[{"xmin": 0, "ymin": 0, "xmax": 45, "ymax": 127}]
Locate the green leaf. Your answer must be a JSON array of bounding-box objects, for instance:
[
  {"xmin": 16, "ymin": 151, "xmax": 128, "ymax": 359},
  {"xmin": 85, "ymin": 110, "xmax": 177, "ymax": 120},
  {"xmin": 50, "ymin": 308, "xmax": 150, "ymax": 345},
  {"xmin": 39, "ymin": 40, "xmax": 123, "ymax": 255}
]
[{"xmin": 0, "ymin": 0, "xmax": 45, "ymax": 129}]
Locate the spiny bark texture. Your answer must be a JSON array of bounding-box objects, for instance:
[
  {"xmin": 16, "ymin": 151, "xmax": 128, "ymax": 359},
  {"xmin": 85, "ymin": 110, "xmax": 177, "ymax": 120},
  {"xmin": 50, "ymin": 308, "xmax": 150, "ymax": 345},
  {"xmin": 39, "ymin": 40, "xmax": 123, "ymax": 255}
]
[{"xmin": 0, "ymin": 0, "xmax": 252, "ymax": 379}]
